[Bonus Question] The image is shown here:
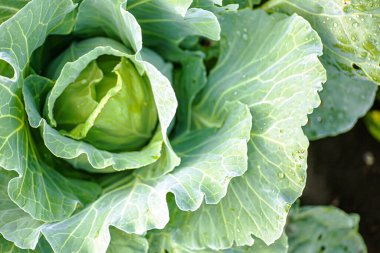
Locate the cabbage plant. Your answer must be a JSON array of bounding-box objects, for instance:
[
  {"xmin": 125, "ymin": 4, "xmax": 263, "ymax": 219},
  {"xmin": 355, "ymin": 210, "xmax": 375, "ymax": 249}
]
[{"xmin": 0, "ymin": 0, "xmax": 331, "ymax": 252}]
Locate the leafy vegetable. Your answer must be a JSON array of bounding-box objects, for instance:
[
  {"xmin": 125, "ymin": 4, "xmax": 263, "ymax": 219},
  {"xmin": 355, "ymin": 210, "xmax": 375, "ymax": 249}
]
[
  {"xmin": 287, "ymin": 206, "xmax": 367, "ymax": 253},
  {"xmin": 0, "ymin": 0, "xmax": 369, "ymax": 252},
  {"xmin": 262, "ymin": 0, "xmax": 380, "ymax": 139}
]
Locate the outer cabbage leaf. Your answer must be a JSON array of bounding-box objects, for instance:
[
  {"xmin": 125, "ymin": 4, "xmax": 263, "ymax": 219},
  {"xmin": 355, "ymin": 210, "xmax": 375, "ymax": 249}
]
[
  {"xmin": 147, "ymin": 230, "xmax": 288, "ymax": 253},
  {"xmin": 41, "ymin": 102, "xmax": 252, "ymax": 253},
  {"xmin": 262, "ymin": 0, "xmax": 380, "ymax": 139},
  {"xmin": 168, "ymin": 9, "xmax": 325, "ymax": 249},
  {"xmin": 262, "ymin": 0, "xmax": 380, "ymax": 82},
  {"xmin": 0, "ymin": 0, "xmax": 30, "ymax": 24},
  {"xmin": 0, "ymin": 0, "xmax": 76, "ymax": 81},
  {"xmin": 107, "ymin": 228, "xmax": 148, "ymax": 253},
  {"xmin": 0, "ymin": 170, "xmax": 44, "ymax": 249},
  {"xmin": 75, "ymin": 0, "xmax": 142, "ymax": 52},
  {"xmin": 74, "ymin": 0, "xmax": 220, "ymax": 59},
  {"xmin": 0, "ymin": 235, "xmax": 53, "ymax": 253},
  {"xmin": 0, "ymin": 0, "xmax": 102, "ymax": 223},
  {"xmin": 287, "ymin": 206, "xmax": 367, "ymax": 253},
  {"xmin": 127, "ymin": 0, "xmax": 220, "ymax": 60},
  {"xmin": 305, "ymin": 65, "xmax": 377, "ymax": 139}
]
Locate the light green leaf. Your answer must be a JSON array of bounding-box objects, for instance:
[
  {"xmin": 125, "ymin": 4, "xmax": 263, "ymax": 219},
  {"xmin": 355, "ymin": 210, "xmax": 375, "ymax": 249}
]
[
  {"xmin": 0, "ymin": 78, "xmax": 101, "ymax": 223},
  {"xmin": 75, "ymin": 0, "xmax": 142, "ymax": 52},
  {"xmin": 0, "ymin": 236, "xmax": 32, "ymax": 253},
  {"xmin": 168, "ymin": 102, "xmax": 251, "ymax": 208},
  {"xmin": 41, "ymin": 102, "xmax": 252, "ymax": 253},
  {"xmin": 147, "ymin": 230, "xmax": 288, "ymax": 253},
  {"xmin": 127, "ymin": 0, "xmax": 221, "ymax": 60},
  {"xmin": 305, "ymin": 64, "xmax": 377, "ymax": 140},
  {"xmin": 262, "ymin": 0, "xmax": 380, "ymax": 139},
  {"xmin": 229, "ymin": 234, "xmax": 288, "ymax": 253},
  {"xmin": 262, "ymin": 0, "xmax": 380, "ymax": 83},
  {"xmin": 175, "ymin": 9, "xmax": 324, "ymax": 249},
  {"xmin": 0, "ymin": 0, "xmax": 102, "ymax": 223},
  {"xmin": 107, "ymin": 228, "xmax": 148, "ymax": 253},
  {"xmin": 0, "ymin": 235, "xmax": 53, "ymax": 253},
  {"xmin": 0, "ymin": 170, "xmax": 44, "ymax": 249},
  {"xmin": 0, "ymin": 0, "xmax": 30, "ymax": 25},
  {"xmin": 287, "ymin": 206, "xmax": 367, "ymax": 253},
  {"xmin": 0, "ymin": 0, "xmax": 76, "ymax": 81}
]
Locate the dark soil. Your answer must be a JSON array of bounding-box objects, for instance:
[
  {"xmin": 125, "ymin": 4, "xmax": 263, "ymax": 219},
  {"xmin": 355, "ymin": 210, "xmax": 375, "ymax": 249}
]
[{"xmin": 303, "ymin": 120, "xmax": 380, "ymax": 253}]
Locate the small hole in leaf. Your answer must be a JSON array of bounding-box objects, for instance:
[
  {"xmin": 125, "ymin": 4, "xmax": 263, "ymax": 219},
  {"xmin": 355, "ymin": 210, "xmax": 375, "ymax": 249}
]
[
  {"xmin": 320, "ymin": 245, "xmax": 326, "ymax": 252},
  {"xmin": 352, "ymin": 63, "xmax": 361, "ymax": 70},
  {"xmin": 0, "ymin": 59, "xmax": 14, "ymax": 79}
]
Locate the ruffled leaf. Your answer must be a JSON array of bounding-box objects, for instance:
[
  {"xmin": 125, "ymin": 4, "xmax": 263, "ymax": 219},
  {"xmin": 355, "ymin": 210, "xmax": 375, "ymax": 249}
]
[
  {"xmin": 263, "ymin": 0, "xmax": 380, "ymax": 138},
  {"xmin": 305, "ymin": 64, "xmax": 377, "ymax": 139},
  {"xmin": 127, "ymin": 0, "xmax": 221, "ymax": 60},
  {"xmin": 287, "ymin": 206, "xmax": 367, "ymax": 253},
  {"xmin": 0, "ymin": 170, "xmax": 44, "ymax": 249},
  {"xmin": 0, "ymin": 0, "xmax": 102, "ymax": 223},
  {"xmin": 0, "ymin": 0, "xmax": 30, "ymax": 24},
  {"xmin": 41, "ymin": 102, "xmax": 252, "ymax": 253},
  {"xmin": 171, "ymin": 9, "xmax": 325, "ymax": 249}
]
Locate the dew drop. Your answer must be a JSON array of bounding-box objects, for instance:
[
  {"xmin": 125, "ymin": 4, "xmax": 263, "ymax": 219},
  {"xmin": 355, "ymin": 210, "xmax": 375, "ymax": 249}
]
[
  {"xmin": 278, "ymin": 172, "xmax": 285, "ymax": 179},
  {"xmin": 352, "ymin": 22, "xmax": 359, "ymax": 28},
  {"xmin": 333, "ymin": 23, "xmax": 338, "ymax": 27},
  {"xmin": 317, "ymin": 116, "xmax": 322, "ymax": 122},
  {"xmin": 242, "ymin": 34, "xmax": 248, "ymax": 40}
]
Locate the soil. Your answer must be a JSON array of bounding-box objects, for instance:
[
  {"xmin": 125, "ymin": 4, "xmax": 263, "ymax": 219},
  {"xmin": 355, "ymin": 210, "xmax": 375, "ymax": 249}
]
[{"xmin": 302, "ymin": 120, "xmax": 380, "ymax": 253}]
